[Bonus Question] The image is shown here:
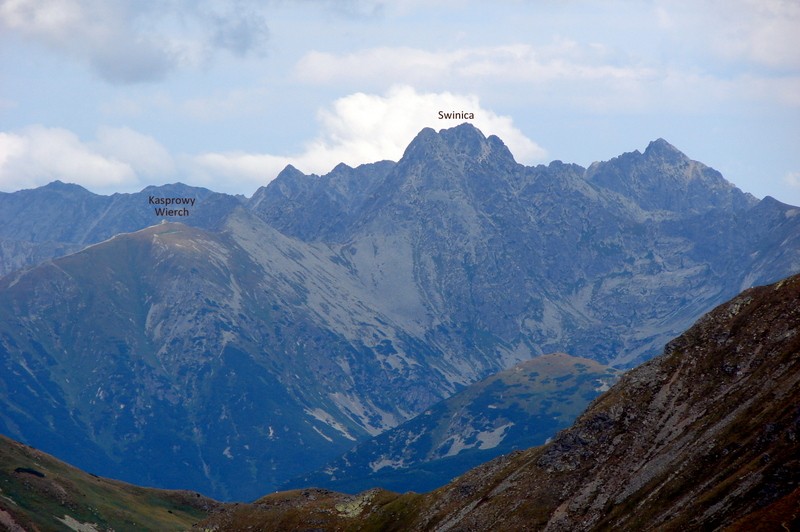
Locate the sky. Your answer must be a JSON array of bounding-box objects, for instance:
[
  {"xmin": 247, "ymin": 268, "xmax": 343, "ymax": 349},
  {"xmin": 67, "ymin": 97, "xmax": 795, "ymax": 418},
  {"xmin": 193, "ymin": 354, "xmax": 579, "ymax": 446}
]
[{"xmin": 1, "ymin": 0, "xmax": 799, "ymax": 205}]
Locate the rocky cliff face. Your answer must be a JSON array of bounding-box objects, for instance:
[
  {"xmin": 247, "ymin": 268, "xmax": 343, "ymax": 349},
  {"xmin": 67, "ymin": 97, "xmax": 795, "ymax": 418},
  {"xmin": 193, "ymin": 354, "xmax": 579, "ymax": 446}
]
[{"xmin": 195, "ymin": 272, "xmax": 800, "ymax": 531}]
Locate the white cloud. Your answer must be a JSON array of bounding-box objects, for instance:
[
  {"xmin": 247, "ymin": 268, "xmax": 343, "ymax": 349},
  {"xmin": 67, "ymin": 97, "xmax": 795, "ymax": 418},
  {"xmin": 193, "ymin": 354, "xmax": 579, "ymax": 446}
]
[
  {"xmin": 188, "ymin": 85, "xmax": 547, "ymax": 193},
  {"xmin": 708, "ymin": 0, "xmax": 800, "ymax": 70},
  {"xmin": 785, "ymin": 171, "xmax": 800, "ymax": 189},
  {"xmin": 93, "ymin": 126, "xmax": 175, "ymax": 178},
  {"xmin": 293, "ymin": 34, "xmax": 800, "ymax": 114},
  {"xmin": 295, "ymin": 42, "xmax": 654, "ymax": 87},
  {"xmin": 292, "ymin": 43, "xmax": 666, "ymax": 113},
  {"xmin": 314, "ymin": 85, "xmax": 546, "ymax": 165},
  {"xmin": 0, "ymin": 126, "xmax": 173, "ymax": 192},
  {"xmin": 0, "ymin": 0, "xmax": 270, "ymax": 83},
  {"xmin": 654, "ymin": 0, "xmax": 800, "ymax": 71},
  {"xmin": 295, "ymin": 47, "xmax": 462, "ymax": 86}
]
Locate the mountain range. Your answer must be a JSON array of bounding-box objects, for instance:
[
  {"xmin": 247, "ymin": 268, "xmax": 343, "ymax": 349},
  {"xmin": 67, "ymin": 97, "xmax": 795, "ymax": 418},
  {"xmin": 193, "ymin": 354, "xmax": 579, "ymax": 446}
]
[
  {"xmin": 3, "ymin": 271, "xmax": 796, "ymax": 530},
  {"xmin": 0, "ymin": 124, "xmax": 799, "ymax": 500}
]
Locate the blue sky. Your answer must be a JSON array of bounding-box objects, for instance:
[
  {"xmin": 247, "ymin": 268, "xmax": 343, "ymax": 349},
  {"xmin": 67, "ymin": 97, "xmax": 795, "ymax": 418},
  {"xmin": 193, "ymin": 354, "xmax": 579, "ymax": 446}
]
[{"xmin": 1, "ymin": 0, "xmax": 798, "ymax": 205}]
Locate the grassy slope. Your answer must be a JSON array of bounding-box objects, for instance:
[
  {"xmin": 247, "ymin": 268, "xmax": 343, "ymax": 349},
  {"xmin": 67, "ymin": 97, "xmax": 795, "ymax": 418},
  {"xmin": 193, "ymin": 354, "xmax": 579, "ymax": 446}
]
[{"xmin": 0, "ymin": 434, "xmax": 219, "ymax": 531}]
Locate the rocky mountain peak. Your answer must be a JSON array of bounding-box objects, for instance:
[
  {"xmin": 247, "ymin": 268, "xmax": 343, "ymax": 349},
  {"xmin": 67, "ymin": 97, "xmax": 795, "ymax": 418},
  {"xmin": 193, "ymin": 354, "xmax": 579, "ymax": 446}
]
[
  {"xmin": 329, "ymin": 162, "xmax": 353, "ymax": 175},
  {"xmin": 400, "ymin": 123, "xmax": 515, "ymax": 168},
  {"xmin": 585, "ymin": 138, "xmax": 753, "ymax": 213},
  {"xmin": 643, "ymin": 137, "xmax": 685, "ymax": 161},
  {"xmin": 41, "ymin": 180, "xmax": 92, "ymax": 193},
  {"xmin": 438, "ymin": 122, "xmax": 490, "ymax": 156},
  {"xmin": 274, "ymin": 164, "xmax": 307, "ymax": 183},
  {"xmin": 252, "ymin": 164, "xmax": 311, "ymax": 205}
]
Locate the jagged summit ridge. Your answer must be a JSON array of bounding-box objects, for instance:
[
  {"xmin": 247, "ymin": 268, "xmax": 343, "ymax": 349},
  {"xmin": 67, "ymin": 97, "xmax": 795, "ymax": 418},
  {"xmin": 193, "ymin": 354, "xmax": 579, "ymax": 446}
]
[
  {"xmin": 262, "ymin": 124, "xmax": 743, "ymax": 222},
  {"xmin": 585, "ymin": 136, "xmax": 754, "ymax": 214},
  {"xmin": 399, "ymin": 123, "xmax": 516, "ymax": 169}
]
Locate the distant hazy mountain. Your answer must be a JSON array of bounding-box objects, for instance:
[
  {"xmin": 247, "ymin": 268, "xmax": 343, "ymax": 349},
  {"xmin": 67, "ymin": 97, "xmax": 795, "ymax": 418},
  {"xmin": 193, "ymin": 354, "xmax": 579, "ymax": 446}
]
[
  {"xmin": 197, "ymin": 272, "xmax": 800, "ymax": 531},
  {"xmin": 289, "ymin": 353, "xmax": 620, "ymax": 494},
  {"xmin": 0, "ymin": 124, "xmax": 798, "ymax": 501},
  {"xmin": 0, "ymin": 181, "xmax": 236, "ymax": 275}
]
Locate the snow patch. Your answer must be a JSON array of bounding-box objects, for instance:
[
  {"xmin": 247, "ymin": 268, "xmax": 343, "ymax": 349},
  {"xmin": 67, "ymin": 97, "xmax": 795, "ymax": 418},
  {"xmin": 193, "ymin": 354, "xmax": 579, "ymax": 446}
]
[
  {"xmin": 440, "ymin": 423, "xmax": 514, "ymax": 457},
  {"xmin": 369, "ymin": 457, "xmax": 406, "ymax": 472},
  {"xmin": 312, "ymin": 426, "xmax": 333, "ymax": 443},
  {"xmin": 305, "ymin": 408, "xmax": 356, "ymax": 441},
  {"xmin": 476, "ymin": 423, "xmax": 514, "ymax": 450},
  {"xmin": 595, "ymin": 380, "xmax": 612, "ymax": 392},
  {"xmin": 328, "ymin": 392, "xmax": 401, "ymax": 435}
]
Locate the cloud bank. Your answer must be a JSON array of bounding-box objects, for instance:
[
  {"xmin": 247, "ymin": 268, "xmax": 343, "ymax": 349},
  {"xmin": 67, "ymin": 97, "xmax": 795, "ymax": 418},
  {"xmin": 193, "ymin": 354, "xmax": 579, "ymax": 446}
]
[
  {"xmin": 0, "ymin": 0, "xmax": 269, "ymax": 83},
  {"xmin": 0, "ymin": 87, "xmax": 544, "ymax": 194},
  {"xmin": 0, "ymin": 125, "xmax": 176, "ymax": 192}
]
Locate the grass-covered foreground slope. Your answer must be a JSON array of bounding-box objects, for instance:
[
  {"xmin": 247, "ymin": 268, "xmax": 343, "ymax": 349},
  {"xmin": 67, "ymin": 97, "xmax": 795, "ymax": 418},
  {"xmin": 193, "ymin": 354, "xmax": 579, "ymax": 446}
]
[
  {"xmin": 197, "ymin": 272, "xmax": 800, "ymax": 531},
  {"xmin": 0, "ymin": 434, "xmax": 219, "ymax": 531}
]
